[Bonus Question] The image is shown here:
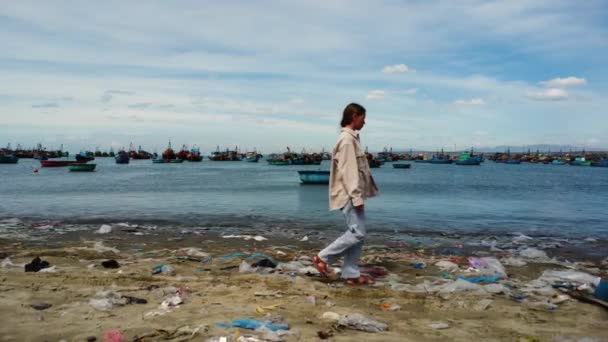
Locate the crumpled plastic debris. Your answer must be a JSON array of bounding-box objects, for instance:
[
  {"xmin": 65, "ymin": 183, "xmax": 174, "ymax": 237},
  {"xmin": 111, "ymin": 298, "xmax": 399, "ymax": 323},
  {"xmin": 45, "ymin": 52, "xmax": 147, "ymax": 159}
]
[
  {"xmin": 95, "ymin": 224, "xmax": 112, "ymax": 234},
  {"xmin": 519, "ymin": 248, "xmax": 549, "ymax": 260},
  {"xmin": 435, "ymin": 260, "xmax": 459, "ymax": 272},
  {"xmin": 468, "ymin": 257, "xmax": 507, "ymax": 278},
  {"xmin": 337, "ymin": 313, "xmax": 387, "ymax": 333},
  {"xmin": 222, "ymin": 235, "xmax": 267, "ymax": 241},
  {"xmin": 429, "ymin": 321, "xmax": 449, "ymax": 329},
  {"xmin": 152, "ymin": 264, "xmax": 175, "ymax": 275},
  {"xmin": 216, "ymin": 319, "xmax": 289, "ymax": 332}
]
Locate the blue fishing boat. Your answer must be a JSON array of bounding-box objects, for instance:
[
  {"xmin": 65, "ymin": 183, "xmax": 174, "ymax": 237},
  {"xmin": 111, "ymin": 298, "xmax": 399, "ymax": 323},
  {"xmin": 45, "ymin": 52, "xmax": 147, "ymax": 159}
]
[
  {"xmin": 0, "ymin": 154, "xmax": 18, "ymax": 164},
  {"xmin": 591, "ymin": 160, "xmax": 608, "ymax": 167},
  {"xmin": 297, "ymin": 170, "xmax": 330, "ymax": 184},
  {"xmin": 429, "ymin": 156, "xmax": 453, "ymax": 164},
  {"xmin": 505, "ymin": 159, "xmax": 521, "ymax": 164},
  {"xmin": 551, "ymin": 159, "xmax": 566, "ymax": 165},
  {"xmin": 115, "ymin": 150, "xmax": 130, "ymax": 164},
  {"xmin": 392, "ymin": 163, "xmax": 411, "ymax": 169}
]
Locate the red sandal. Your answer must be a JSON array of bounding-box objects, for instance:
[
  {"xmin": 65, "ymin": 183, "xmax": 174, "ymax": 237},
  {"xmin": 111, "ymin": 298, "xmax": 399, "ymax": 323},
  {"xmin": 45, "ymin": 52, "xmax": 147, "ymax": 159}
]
[
  {"xmin": 313, "ymin": 255, "xmax": 333, "ymax": 277},
  {"xmin": 345, "ymin": 276, "xmax": 375, "ymax": 286}
]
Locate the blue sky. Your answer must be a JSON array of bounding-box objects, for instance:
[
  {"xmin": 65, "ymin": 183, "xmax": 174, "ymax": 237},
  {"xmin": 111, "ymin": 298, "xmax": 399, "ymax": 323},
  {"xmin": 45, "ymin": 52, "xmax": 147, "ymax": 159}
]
[{"xmin": 1, "ymin": 0, "xmax": 607, "ymax": 153}]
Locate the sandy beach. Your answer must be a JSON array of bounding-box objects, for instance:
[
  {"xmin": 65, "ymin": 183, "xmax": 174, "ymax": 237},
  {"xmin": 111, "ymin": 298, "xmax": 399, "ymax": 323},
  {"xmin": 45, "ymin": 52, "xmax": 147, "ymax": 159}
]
[{"xmin": 0, "ymin": 225, "xmax": 607, "ymax": 342}]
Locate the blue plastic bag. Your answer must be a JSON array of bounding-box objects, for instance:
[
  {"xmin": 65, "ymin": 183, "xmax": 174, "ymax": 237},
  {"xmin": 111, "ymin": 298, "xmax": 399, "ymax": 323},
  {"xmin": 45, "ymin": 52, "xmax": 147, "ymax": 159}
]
[{"xmin": 216, "ymin": 319, "xmax": 289, "ymax": 331}]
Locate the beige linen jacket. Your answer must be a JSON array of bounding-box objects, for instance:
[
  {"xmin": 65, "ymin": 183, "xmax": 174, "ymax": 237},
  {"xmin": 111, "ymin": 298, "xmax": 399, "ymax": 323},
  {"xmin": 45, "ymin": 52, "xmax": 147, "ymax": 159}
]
[{"xmin": 329, "ymin": 127, "xmax": 379, "ymax": 210}]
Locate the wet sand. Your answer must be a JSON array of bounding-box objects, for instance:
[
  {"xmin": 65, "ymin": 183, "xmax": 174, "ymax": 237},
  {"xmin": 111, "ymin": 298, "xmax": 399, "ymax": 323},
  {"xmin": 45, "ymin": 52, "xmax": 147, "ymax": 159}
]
[{"xmin": 1, "ymin": 228, "xmax": 607, "ymax": 342}]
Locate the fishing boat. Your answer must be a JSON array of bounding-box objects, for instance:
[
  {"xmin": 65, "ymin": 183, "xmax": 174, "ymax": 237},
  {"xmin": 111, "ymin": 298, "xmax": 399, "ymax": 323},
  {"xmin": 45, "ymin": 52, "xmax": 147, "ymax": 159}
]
[
  {"xmin": 68, "ymin": 163, "xmax": 96, "ymax": 172},
  {"xmin": 162, "ymin": 141, "xmax": 177, "ymax": 160},
  {"xmin": 570, "ymin": 157, "xmax": 591, "ymax": 166},
  {"xmin": 115, "ymin": 150, "xmax": 130, "ymax": 164},
  {"xmin": 245, "ymin": 151, "xmax": 260, "ymax": 162},
  {"xmin": 187, "ymin": 147, "xmax": 203, "ymax": 162},
  {"xmin": 209, "ymin": 146, "xmax": 242, "ymax": 161},
  {"xmin": 267, "ymin": 157, "xmax": 290, "ymax": 165},
  {"xmin": 392, "ymin": 163, "xmax": 411, "ymax": 169},
  {"xmin": 0, "ymin": 154, "xmax": 18, "ymax": 164},
  {"xmin": 551, "ymin": 159, "xmax": 567, "ymax": 165},
  {"xmin": 75, "ymin": 151, "xmax": 95, "ymax": 162},
  {"xmin": 454, "ymin": 151, "xmax": 481, "ymax": 166},
  {"xmin": 40, "ymin": 160, "xmax": 84, "ymax": 167},
  {"xmin": 152, "ymin": 158, "xmax": 184, "ymax": 164},
  {"xmin": 505, "ymin": 159, "xmax": 521, "ymax": 164},
  {"xmin": 297, "ymin": 170, "xmax": 330, "ymax": 184},
  {"xmin": 177, "ymin": 145, "xmax": 190, "ymax": 161},
  {"xmin": 591, "ymin": 160, "xmax": 608, "ymax": 167}
]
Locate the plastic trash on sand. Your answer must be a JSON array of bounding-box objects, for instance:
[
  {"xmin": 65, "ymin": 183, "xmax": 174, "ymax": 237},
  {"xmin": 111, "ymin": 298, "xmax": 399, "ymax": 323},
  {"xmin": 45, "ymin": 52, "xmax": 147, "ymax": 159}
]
[
  {"xmin": 538, "ymin": 270, "xmax": 601, "ymax": 289},
  {"xmin": 435, "ymin": 260, "xmax": 459, "ymax": 272},
  {"xmin": 457, "ymin": 274, "xmax": 502, "ymax": 284},
  {"xmin": 104, "ymin": 329, "xmax": 125, "ymax": 342},
  {"xmin": 152, "ymin": 264, "xmax": 175, "ymax": 275},
  {"xmin": 95, "ymin": 224, "xmax": 112, "ymax": 234},
  {"xmin": 519, "ymin": 248, "xmax": 549, "ymax": 260},
  {"xmin": 337, "ymin": 313, "xmax": 388, "ymax": 333},
  {"xmin": 438, "ymin": 279, "xmax": 485, "ymax": 298},
  {"xmin": 321, "ymin": 312, "xmax": 340, "ymax": 322},
  {"xmin": 429, "ymin": 321, "xmax": 449, "ymax": 329},
  {"xmin": 216, "ymin": 319, "xmax": 289, "ymax": 332},
  {"xmin": 222, "ymin": 235, "xmax": 268, "ymax": 242},
  {"xmin": 468, "ymin": 257, "xmax": 507, "ymax": 278}
]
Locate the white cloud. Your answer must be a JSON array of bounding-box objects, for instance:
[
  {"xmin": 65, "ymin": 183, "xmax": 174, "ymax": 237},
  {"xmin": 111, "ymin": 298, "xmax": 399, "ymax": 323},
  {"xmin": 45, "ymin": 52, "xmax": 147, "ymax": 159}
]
[
  {"xmin": 403, "ymin": 88, "xmax": 418, "ymax": 95},
  {"xmin": 289, "ymin": 98, "xmax": 305, "ymax": 105},
  {"xmin": 540, "ymin": 77, "xmax": 587, "ymax": 88},
  {"xmin": 454, "ymin": 98, "xmax": 485, "ymax": 105},
  {"xmin": 367, "ymin": 90, "xmax": 386, "ymax": 100},
  {"xmin": 382, "ymin": 64, "xmax": 410, "ymax": 74},
  {"xmin": 525, "ymin": 88, "xmax": 568, "ymax": 101}
]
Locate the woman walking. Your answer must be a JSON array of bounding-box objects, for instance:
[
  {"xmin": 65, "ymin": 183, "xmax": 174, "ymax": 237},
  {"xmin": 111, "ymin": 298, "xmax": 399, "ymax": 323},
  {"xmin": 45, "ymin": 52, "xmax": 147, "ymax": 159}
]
[{"xmin": 313, "ymin": 103, "xmax": 379, "ymax": 285}]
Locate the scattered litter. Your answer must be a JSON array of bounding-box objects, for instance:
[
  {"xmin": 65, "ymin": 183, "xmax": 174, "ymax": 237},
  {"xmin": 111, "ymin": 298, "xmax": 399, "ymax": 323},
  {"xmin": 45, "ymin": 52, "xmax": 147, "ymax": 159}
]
[
  {"xmin": 24, "ymin": 257, "xmax": 51, "ymax": 272},
  {"xmin": 338, "ymin": 313, "xmax": 387, "ymax": 333},
  {"xmin": 255, "ymin": 304, "xmax": 281, "ymax": 315},
  {"xmin": 103, "ymin": 329, "xmax": 125, "ymax": 342},
  {"xmin": 320, "ymin": 312, "xmax": 340, "ymax": 322},
  {"xmin": 251, "ymin": 258, "xmax": 277, "ymax": 268},
  {"xmin": 474, "ymin": 299, "xmax": 493, "ymax": 311},
  {"xmin": 435, "ymin": 260, "xmax": 459, "ymax": 272},
  {"xmin": 300, "ymin": 236, "xmax": 309, "ymax": 242},
  {"xmin": 501, "ymin": 257, "xmax": 527, "ymax": 267},
  {"xmin": 101, "ymin": 260, "xmax": 120, "ymax": 269},
  {"xmin": 30, "ymin": 303, "xmax": 52, "ymax": 311},
  {"xmin": 429, "ymin": 321, "xmax": 450, "ymax": 329},
  {"xmin": 379, "ymin": 302, "xmax": 401, "ymax": 311},
  {"xmin": 1, "ymin": 257, "xmax": 21, "ymax": 268},
  {"xmin": 411, "ymin": 262, "xmax": 426, "ymax": 269},
  {"xmin": 216, "ymin": 319, "xmax": 289, "ymax": 332},
  {"xmin": 133, "ymin": 325, "xmax": 208, "ymax": 341},
  {"xmin": 306, "ymin": 296, "xmax": 316, "ymax": 306},
  {"xmin": 519, "ymin": 248, "xmax": 549, "ymax": 260},
  {"xmin": 468, "ymin": 257, "xmax": 507, "ymax": 278},
  {"xmin": 512, "ymin": 233, "xmax": 533, "ymax": 244},
  {"xmin": 39, "ymin": 266, "xmax": 57, "ymax": 273},
  {"xmin": 222, "ymin": 235, "xmax": 268, "ymax": 241},
  {"xmin": 456, "ymin": 274, "xmax": 502, "ymax": 284},
  {"xmin": 95, "ymin": 224, "xmax": 112, "ymax": 234},
  {"xmin": 152, "ymin": 264, "xmax": 175, "ymax": 275}
]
